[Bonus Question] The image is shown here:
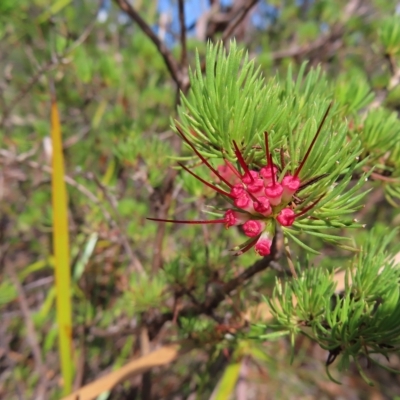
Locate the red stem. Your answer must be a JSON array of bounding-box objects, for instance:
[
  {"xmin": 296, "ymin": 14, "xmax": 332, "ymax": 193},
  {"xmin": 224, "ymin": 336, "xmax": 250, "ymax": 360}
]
[
  {"xmin": 294, "ymin": 102, "xmax": 333, "ymax": 178},
  {"xmin": 178, "ymin": 162, "xmax": 234, "ymax": 198},
  {"xmin": 147, "ymin": 217, "xmax": 226, "ymax": 225},
  {"xmin": 234, "ymin": 235, "xmax": 260, "ymax": 256},
  {"xmin": 176, "ymin": 124, "xmax": 233, "ymax": 188},
  {"xmin": 264, "ymin": 131, "xmax": 275, "ymax": 185},
  {"xmin": 223, "ymin": 158, "xmax": 241, "ymax": 179},
  {"xmin": 294, "ymin": 194, "xmax": 325, "ymax": 218},
  {"xmin": 233, "ymin": 140, "xmax": 253, "ymax": 181}
]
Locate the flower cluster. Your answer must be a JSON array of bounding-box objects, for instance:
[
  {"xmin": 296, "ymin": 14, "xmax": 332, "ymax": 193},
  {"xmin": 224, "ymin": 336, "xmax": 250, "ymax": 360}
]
[{"xmin": 148, "ymin": 105, "xmax": 331, "ymax": 257}]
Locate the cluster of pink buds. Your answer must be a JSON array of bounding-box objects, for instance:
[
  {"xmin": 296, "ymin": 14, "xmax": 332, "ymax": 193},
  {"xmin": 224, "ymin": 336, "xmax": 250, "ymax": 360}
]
[{"xmin": 148, "ymin": 105, "xmax": 331, "ymax": 257}]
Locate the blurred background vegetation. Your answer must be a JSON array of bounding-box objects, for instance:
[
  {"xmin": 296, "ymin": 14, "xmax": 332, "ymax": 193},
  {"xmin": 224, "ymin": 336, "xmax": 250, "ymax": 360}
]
[{"xmin": 1, "ymin": 0, "xmax": 400, "ymax": 399}]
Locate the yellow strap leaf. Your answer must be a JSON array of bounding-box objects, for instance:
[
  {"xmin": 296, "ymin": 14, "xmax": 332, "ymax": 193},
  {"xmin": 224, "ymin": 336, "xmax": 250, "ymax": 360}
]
[{"xmin": 51, "ymin": 91, "xmax": 73, "ymax": 394}]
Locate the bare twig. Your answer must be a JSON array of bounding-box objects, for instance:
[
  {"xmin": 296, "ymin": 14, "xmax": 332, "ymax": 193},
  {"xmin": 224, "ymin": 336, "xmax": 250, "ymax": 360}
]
[
  {"xmin": 151, "ymin": 169, "xmax": 178, "ymax": 272},
  {"xmin": 0, "ymin": 149, "xmax": 144, "ymax": 273},
  {"xmin": 0, "ymin": 150, "xmax": 104, "ymax": 210},
  {"xmin": 146, "ymin": 227, "xmax": 284, "ymax": 339},
  {"xmin": 23, "ymin": 276, "xmax": 54, "ymax": 291},
  {"xmin": 272, "ymin": 0, "xmax": 364, "ymax": 61},
  {"xmin": 206, "ymin": 226, "xmax": 284, "ymax": 311},
  {"xmin": 271, "ymin": 25, "xmax": 344, "ymax": 61},
  {"xmin": 222, "ymin": 0, "xmax": 259, "ymax": 44},
  {"xmin": 113, "ymin": 0, "xmax": 187, "ymax": 91},
  {"xmin": 62, "ymin": 268, "xmax": 354, "ymax": 400},
  {"xmin": 178, "ymin": 0, "xmax": 187, "ymax": 68},
  {"xmin": 113, "ymin": 1, "xmax": 188, "ymax": 273},
  {"xmin": 63, "ymin": 125, "xmax": 91, "ymax": 149},
  {"xmin": 85, "ymin": 172, "xmax": 145, "ymax": 274},
  {"xmin": 5, "ymin": 251, "xmax": 48, "ymax": 400},
  {"xmin": 1, "ymin": 18, "xmax": 96, "ymax": 128},
  {"xmin": 1, "ymin": 58, "xmax": 57, "ymax": 127},
  {"xmin": 360, "ymin": 166, "xmax": 400, "ymax": 184}
]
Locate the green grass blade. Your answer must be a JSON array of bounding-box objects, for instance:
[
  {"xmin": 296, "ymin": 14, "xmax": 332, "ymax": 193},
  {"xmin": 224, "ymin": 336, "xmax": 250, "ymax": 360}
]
[
  {"xmin": 213, "ymin": 361, "xmax": 241, "ymax": 400},
  {"xmin": 73, "ymin": 233, "xmax": 98, "ymax": 281},
  {"xmin": 51, "ymin": 91, "xmax": 73, "ymax": 394}
]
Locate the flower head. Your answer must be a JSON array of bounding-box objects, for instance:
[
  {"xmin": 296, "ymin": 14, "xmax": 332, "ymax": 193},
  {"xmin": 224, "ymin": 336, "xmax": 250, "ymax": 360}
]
[{"xmin": 148, "ymin": 104, "xmax": 332, "ymax": 257}]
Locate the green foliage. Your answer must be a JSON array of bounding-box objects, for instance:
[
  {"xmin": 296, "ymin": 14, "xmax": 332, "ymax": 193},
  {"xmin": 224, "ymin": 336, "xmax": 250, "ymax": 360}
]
[
  {"xmin": 356, "ymin": 107, "xmax": 400, "ymax": 161},
  {"xmin": 114, "ymin": 127, "xmax": 174, "ymax": 187},
  {"xmin": 2, "ymin": 1, "xmax": 400, "ymax": 398},
  {"xmin": 119, "ymin": 273, "xmax": 168, "ymax": 314},
  {"xmin": 178, "ymin": 41, "xmax": 269, "ymax": 157},
  {"xmin": 260, "ymin": 229, "xmax": 400, "ymax": 384},
  {"xmin": 179, "ymin": 316, "xmax": 217, "ymax": 341},
  {"xmin": 0, "ymin": 280, "xmax": 18, "ymax": 306},
  {"xmin": 348, "ymin": 105, "xmax": 400, "ymax": 206},
  {"xmin": 176, "ymin": 42, "xmax": 369, "ymax": 252},
  {"xmin": 379, "ymin": 16, "xmax": 400, "ymax": 55},
  {"xmin": 334, "ymin": 69, "xmax": 374, "ymax": 113}
]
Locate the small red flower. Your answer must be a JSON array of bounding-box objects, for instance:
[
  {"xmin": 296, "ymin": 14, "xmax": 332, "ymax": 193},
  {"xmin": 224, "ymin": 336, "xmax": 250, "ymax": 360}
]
[
  {"xmin": 282, "ymin": 175, "xmax": 301, "ymax": 202},
  {"xmin": 243, "ymin": 220, "xmax": 265, "ymax": 237},
  {"xmin": 264, "ymin": 182, "xmax": 283, "ymax": 206},
  {"xmin": 253, "ymin": 196, "xmax": 272, "ymax": 216},
  {"xmin": 277, "ymin": 208, "xmax": 296, "ymax": 227},
  {"xmin": 255, "ymin": 233, "xmax": 273, "ymax": 256},
  {"xmin": 224, "ymin": 210, "xmax": 250, "ymax": 227}
]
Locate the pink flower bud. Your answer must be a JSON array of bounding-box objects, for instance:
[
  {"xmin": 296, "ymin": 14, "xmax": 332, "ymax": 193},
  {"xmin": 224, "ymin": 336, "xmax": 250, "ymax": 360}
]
[
  {"xmin": 255, "ymin": 233, "xmax": 272, "ymax": 256},
  {"xmin": 260, "ymin": 165, "xmax": 278, "ymax": 185},
  {"xmin": 253, "ymin": 196, "xmax": 272, "ymax": 216},
  {"xmin": 265, "ymin": 183, "xmax": 283, "ymax": 206},
  {"xmin": 246, "ymin": 178, "xmax": 264, "ymax": 195},
  {"xmin": 230, "ymin": 183, "xmax": 246, "ymax": 198},
  {"xmin": 217, "ymin": 164, "xmax": 240, "ymax": 185},
  {"xmin": 234, "ymin": 192, "xmax": 252, "ymax": 210},
  {"xmin": 242, "ymin": 170, "xmax": 259, "ymax": 184},
  {"xmin": 224, "ymin": 210, "xmax": 250, "ymax": 228},
  {"xmin": 242, "ymin": 220, "xmax": 265, "ymax": 237},
  {"xmin": 277, "ymin": 208, "xmax": 296, "ymax": 226},
  {"xmin": 281, "ymin": 175, "xmax": 300, "ymax": 202}
]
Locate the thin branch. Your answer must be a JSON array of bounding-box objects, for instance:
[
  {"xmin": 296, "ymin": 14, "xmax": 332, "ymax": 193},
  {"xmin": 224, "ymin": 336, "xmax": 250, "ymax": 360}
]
[
  {"xmin": 5, "ymin": 249, "xmax": 48, "ymax": 399},
  {"xmin": 146, "ymin": 227, "xmax": 284, "ymax": 338},
  {"xmin": 369, "ymin": 171, "xmax": 400, "ymax": 184},
  {"xmin": 205, "ymin": 226, "xmax": 284, "ymax": 311},
  {"xmin": 272, "ymin": 0, "xmax": 364, "ymax": 61},
  {"xmin": 178, "ymin": 0, "xmax": 187, "ymax": 68},
  {"xmin": 222, "ymin": 0, "xmax": 259, "ymax": 44},
  {"xmin": 151, "ymin": 169, "xmax": 178, "ymax": 272},
  {"xmin": 0, "ymin": 149, "xmax": 101, "ymax": 207},
  {"xmin": 113, "ymin": 1, "xmax": 188, "ymax": 271},
  {"xmin": 113, "ymin": 0, "xmax": 185, "ymax": 90},
  {"xmin": 85, "ymin": 172, "xmax": 145, "ymax": 274},
  {"xmin": 1, "ymin": 58, "xmax": 56, "ymax": 127},
  {"xmin": 65, "ymin": 269, "xmax": 353, "ymax": 400},
  {"xmin": 1, "ymin": 18, "xmax": 96, "ymax": 128},
  {"xmin": 271, "ymin": 26, "xmax": 344, "ymax": 61},
  {"xmin": 0, "ymin": 150, "xmax": 147, "ymax": 274}
]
